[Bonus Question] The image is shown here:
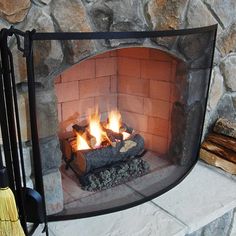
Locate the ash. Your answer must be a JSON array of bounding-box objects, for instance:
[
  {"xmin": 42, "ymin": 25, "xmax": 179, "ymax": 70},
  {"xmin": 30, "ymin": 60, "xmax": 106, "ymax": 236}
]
[{"xmin": 80, "ymin": 158, "xmax": 150, "ymax": 191}]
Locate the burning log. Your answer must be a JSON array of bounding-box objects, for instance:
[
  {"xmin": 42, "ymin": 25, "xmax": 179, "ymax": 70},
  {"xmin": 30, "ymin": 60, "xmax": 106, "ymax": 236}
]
[
  {"xmin": 67, "ymin": 134, "xmax": 144, "ymax": 175},
  {"xmin": 72, "ymin": 124, "xmax": 97, "ymax": 148},
  {"xmin": 119, "ymin": 123, "xmax": 133, "ymax": 134},
  {"xmin": 103, "ymin": 127, "xmax": 123, "ymax": 143},
  {"xmin": 84, "ymin": 130, "xmax": 97, "ymax": 149},
  {"xmin": 62, "ymin": 110, "xmax": 146, "ymax": 178},
  {"xmin": 72, "ymin": 124, "xmax": 87, "ymax": 135}
]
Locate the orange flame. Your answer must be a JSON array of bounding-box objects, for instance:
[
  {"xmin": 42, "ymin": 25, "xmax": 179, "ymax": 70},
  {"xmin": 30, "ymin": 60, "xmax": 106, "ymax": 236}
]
[
  {"xmin": 76, "ymin": 134, "xmax": 90, "ymax": 150},
  {"xmin": 107, "ymin": 110, "xmax": 122, "ymax": 133},
  {"xmin": 107, "ymin": 110, "xmax": 130, "ymax": 140},
  {"xmin": 76, "ymin": 109, "xmax": 131, "ymax": 150},
  {"xmin": 88, "ymin": 111, "xmax": 104, "ymax": 148}
]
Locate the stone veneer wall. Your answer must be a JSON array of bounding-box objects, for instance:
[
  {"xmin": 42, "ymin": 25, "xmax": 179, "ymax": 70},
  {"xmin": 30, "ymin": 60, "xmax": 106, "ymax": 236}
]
[{"xmin": 0, "ymin": 0, "xmax": 236, "ymax": 215}]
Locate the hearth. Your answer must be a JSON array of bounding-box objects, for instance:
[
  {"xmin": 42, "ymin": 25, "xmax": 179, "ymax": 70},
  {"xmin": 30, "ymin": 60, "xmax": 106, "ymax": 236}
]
[{"xmin": 0, "ymin": 25, "xmax": 217, "ymax": 235}]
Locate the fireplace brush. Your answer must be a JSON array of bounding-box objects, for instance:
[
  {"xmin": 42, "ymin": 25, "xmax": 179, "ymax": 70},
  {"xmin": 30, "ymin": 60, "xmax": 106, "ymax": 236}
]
[
  {"xmin": 0, "ymin": 141, "xmax": 25, "ymax": 236},
  {"xmin": 0, "ymin": 56, "xmax": 25, "ymax": 235}
]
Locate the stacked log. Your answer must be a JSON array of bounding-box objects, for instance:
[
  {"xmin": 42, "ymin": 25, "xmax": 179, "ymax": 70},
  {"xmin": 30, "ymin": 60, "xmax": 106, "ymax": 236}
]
[{"xmin": 200, "ymin": 118, "xmax": 236, "ymax": 174}]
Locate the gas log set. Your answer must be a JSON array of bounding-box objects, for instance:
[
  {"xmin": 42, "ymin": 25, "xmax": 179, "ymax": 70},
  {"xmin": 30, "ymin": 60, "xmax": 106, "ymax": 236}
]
[{"xmin": 62, "ymin": 110, "xmax": 150, "ymax": 191}]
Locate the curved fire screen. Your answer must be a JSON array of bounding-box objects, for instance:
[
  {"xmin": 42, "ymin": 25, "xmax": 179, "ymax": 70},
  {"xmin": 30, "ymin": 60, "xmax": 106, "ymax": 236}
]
[{"xmin": 12, "ymin": 26, "xmax": 217, "ymax": 221}]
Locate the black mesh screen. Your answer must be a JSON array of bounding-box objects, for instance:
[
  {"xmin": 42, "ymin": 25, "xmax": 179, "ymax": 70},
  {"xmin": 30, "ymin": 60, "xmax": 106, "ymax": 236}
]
[{"xmin": 30, "ymin": 26, "xmax": 217, "ymax": 220}]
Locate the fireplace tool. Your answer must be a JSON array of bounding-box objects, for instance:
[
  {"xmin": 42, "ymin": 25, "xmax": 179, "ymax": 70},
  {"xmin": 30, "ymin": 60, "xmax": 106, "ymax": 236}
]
[
  {"xmin": 0, "ymin": 29, "xmax": 48, "ymax": 236},
  {"xmin": 0, "ymin": 145, "xmax": 25, "ymax": 236}
]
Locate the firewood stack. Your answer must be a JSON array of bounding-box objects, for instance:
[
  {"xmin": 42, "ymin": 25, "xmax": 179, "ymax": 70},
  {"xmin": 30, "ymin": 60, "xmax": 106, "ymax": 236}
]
[{"xmin": 200, "ymin": 118, "xmax": 236, "ymax": 174}]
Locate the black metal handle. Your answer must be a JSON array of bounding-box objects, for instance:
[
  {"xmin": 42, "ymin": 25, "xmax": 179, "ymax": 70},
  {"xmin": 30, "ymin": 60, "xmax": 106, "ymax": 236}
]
[{"xmin": 7, "ymin": 47, "xmax": 27, "ymax": 188}]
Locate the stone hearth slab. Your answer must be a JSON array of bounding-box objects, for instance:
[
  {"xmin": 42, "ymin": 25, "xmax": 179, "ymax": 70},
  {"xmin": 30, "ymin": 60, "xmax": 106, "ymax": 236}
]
[
  {"xmin": 152, "ymin": 162, "xmax": 236, "ymax": 234},
  {"xmin": 47, "ymin": 202, "xmax": 186, "ymax": 236},
  {"xmin": 33, "ymin": 161, "xmax": 236, "ymax": 235}
]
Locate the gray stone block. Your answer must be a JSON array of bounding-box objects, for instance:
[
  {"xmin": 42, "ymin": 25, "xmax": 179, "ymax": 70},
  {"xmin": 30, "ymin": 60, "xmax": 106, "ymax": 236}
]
[
  {"xmin": 203, "ymin": 0, "xmax": 236, "ymax": 28},
  {"xmin": 203, "ymin": 93, "xmax": 236, "ymax": 138},
  {"xmin": 36, "ymin": 89, "xmax": 59, "ymax": 139},
  {"xmin": 21, "ymin": 145, "xmax": 32, "ymax": 179},
  {"xmin": 88, "ymin": 1, "xmax": 113, "ymax": 32},
  {"xmin": 207, "ymin": 67, "xmax": 224, "ymax": 111},
  {"xmin": 51, "ymin": 0, "xmax": 95, "ymax": 64},
  {"xmin": 232, "ymin": 94, "xmax": 236, "ymax": 110},
  {"xmin": 39, "ymin": 135, "xmax": 62, "ymax": 174},
  {"xmin": 217, "ymin": 22, "xmax": 236, "ymax": 57},
  {"xmin": 105, "ymin": 0, "xmax": 146, "ymax": 30},
  {"xmin": 32, "ymin": 0, "xmax": 51, "ymax": 6},
  {"xmin": 220, "ymin": 53, "xmax": 236, "ymax": 92},
  {"xmin": 11, "ymin": 5, "xmax": 63, "ymax": 84},
  {"xmin": 146, "ymin": 0, "xmax": 188, "ymax": 31},
  {"xmin": 230, "ymin": 209, "xmax": 236, "ymax": 236},
  {"xmin": 145, "ymin": 0, "xmax": 188, "ymax": 48},
  {"xmin": 43, "ymin": 170, "xmax": 64, "ymax": 215},
  {"xmin": 186, "ymin": 0, "xmax": 220, "ymax": 30},
  {"xmin": 187, "ymin": 210, "xmax": 234, "ymax": 236},
  {"xmin": 169, "ymin": 101, "xmax": 203, "ymax": 166},
  {"xmin": 187, "ymin": 69, "xmax": 210, "ymax": 105},
  {"xmin": 109, "ymin": 22, "xmax": 144, "ymax": 47},
  {"xmin": 216, "ymin": 94, "xmax": 236, "ymax": 121},
  {"xmin": 178, "ymin": 33, "xmax": 212, "ymax": 61}
]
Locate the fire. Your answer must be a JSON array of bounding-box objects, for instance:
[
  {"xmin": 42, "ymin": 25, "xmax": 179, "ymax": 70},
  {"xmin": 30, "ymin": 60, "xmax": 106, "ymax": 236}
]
[
  {"xmin": 122, "ymin": 131, "xmax": 130, "ymax": 140},
  {"xmin": 88, "ymin": 112, "xmax": 104, "ymax": 148},
  {"xmin": 107, "ymin": 110, "xmax": 130, "ymax": 140},
  {"xmin": 107, "ymin": 110, "xmax": 122, "ymax": 133},
  {"xmin": 76, "ymin": 133, "xmax": 90, "ymax": 150},
  {"xmin": 75, "ymin": 109, "xmax": 131, "ymax": 150}
]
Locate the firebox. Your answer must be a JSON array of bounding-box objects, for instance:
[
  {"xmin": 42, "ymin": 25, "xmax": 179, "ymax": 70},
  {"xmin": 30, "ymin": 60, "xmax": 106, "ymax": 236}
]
[
  {"xmin": 0, "ymin": 26, "xmax": 217, "ymax": 235},
  {"xmin": 57, "ymin": 47, "xmax": 178, "ymax": 192}
]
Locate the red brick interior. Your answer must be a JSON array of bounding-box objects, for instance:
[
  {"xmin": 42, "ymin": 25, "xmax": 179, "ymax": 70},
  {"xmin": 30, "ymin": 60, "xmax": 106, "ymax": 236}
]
[{"xmin": 55, "ymin": 48, "xmax": 178, "ymax": 155}]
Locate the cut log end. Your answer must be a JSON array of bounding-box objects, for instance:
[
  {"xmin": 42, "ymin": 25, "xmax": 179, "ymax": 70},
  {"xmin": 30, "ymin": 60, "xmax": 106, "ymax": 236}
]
[
  {"xmin": 200, "ymin": 148, "xmax": 236, "ymax": 175},
  {"xmin": 201, "ymin": 140, "xmax": 236, "ymax": 164}
]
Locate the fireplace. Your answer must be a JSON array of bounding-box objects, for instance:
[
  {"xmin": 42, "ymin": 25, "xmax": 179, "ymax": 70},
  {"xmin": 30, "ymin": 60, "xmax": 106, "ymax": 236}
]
[
  {"xmin": 32, "ymin": 28, "xmax": 215, "ymax": 219},
  {"xmin": 56, "ymin": 48, "xmax": 178, "ymax": 191},
  {"xmin": 0, "ymin": 26, "xmax": 217, "ymax": 232}
]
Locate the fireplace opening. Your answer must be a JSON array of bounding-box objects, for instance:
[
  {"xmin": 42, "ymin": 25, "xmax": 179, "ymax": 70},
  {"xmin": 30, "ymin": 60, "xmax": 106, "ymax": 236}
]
[{"xmin": 46, "ymin": 46, "xmax": 198, "ymax": 217}]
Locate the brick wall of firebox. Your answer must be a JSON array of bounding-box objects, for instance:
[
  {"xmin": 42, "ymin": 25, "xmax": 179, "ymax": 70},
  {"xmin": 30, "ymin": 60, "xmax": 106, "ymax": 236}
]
[{"xmin": 55, "ymin": 48, "xmax": 179, "ymax": 155}]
